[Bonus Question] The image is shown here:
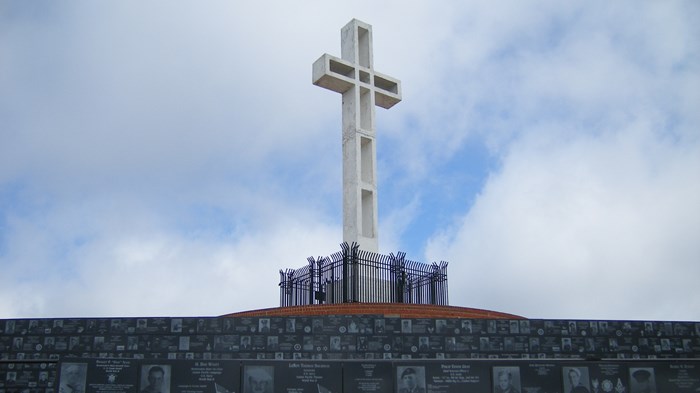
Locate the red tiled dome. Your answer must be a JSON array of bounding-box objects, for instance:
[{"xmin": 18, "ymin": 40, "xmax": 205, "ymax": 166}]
[{"xmin": 222, "ymin": 303, "xmax": 524, "ymax": 319}]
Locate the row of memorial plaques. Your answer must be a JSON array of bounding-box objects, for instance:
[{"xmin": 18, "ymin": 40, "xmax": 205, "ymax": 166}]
[
  {"xmin": 0, "ymin": 359, "xmax": 698, "ymax": 393},
  {"xmin": 3, "ymin": 318, "xmax": 700, "ymax": 338},
  {"xmin": 2, "ymin": 319, "xmax": 699, "ymax": 361},
  {"xmin": 4, "ymin": 332, "xmax": 699, "ymax": 352},
  {"xmin": 2, "ymin": 335, "xmax": 698, "ymax": 361}
]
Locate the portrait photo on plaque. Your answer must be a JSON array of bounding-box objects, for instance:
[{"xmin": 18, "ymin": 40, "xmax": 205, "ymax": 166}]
[
  {"xmin": 12, "ymin": 337, "xmax": 23, "ymax": 350},
  {"xmin": 330, "ymin": 336, "xmax": 341, "ymax": 351},
  {"xmin": 59, "ymin": 362, "xmax": 87, "ymax": 393},
  {"xmin": 493, "ymin": 366, "xmax": 521, "ymax": 393},
  {"xmin": 461, "ymin": 320, "xmax": 472, "ymax": 334},
  {"xmin": 509, "ymin": 320, "xmax": 519, "ymax": 334},
  {"xmin": 5, "ymin": 370, "xmax": 17, "ymax": 383},
  {"xmin": 629, "ymin": 367, "xmax": 656, "ymax": 393},
  {"xmin": 244, "ymin": 365, "xmax": 274, "ymax": 393},
  {"xmin": 375, "ymin": 318, "xmax": 386, "ymax": 334},
  {"xmin": 38, "ymin": 370, "xmax": 50, "ymax": 385},
  {"xmin": 267, "ymin": 336, "xmax": 279, "ymax": 350},
  {"xmin": 418, "ymin": 337, "xmax": 429, "ymax": 352},
  {"xmin": 562, "ymin": 366, "xmax": 591, "ymax": 393},
  {"xmin": 136, "ymin": 318, "xmax": 148, "ymax": 332},
  {"xmin": 445, "ymin": 336, "xmax": 456, "ymax": 351},
  {"xmin": 241, "ymin": 335, "xmax": 252, "ymax": 350},
  {"xmin": 258, "ymin": 318, "xmax": 270, "ymax": 333},
  {"xmin": 519, "ymin": 320, "xmax": 531, "ymax": 334},
  {"xmin": 140, "ymin": 364, "xmax": 171, "ymax": 393},
  {"xmin": 396, "ymin": 366, "xmax": 426, "ymax": 393},
  {"xmin": 435, "ymin": 319, "xmax": 447, "ymax": 334},
  {"xmin": 171, "ymin": 318, "xmax": 183, "ymax": 333},
  {"xmin": 286, "ymin": 318, "xmax": 296, "ymax": 333}
]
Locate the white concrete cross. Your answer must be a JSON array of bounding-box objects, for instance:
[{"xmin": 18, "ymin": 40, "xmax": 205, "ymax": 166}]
[{"xmin": 313, "ymin": 19, "xmax": 402, "ymax": 253}]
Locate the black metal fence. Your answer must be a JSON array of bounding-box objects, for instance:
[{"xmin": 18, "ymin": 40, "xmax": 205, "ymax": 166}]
[{"xmin": 279, "ymin": 242, "xmax": 448, "ymax": 307}]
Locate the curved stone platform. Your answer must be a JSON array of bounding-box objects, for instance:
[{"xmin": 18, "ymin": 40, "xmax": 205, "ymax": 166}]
[{"xmin": 221, "ymin": 303, "xmax": 524, "ymax": 319}]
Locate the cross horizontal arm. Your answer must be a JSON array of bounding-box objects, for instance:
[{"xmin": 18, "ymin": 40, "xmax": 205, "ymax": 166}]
[
  {"xmin": 312, "ymin": 53, "xmax": 402, "ymax": 109},
  {"xmin": 373, "ymin": 70, "xmax": 401, "ymax": 109}
]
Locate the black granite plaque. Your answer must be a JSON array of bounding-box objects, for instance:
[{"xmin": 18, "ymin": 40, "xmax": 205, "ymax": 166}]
[
  {"xmin": 276, "ymin": 361, "xmax": 342, "ymax": 393},
  {"xmin": 519, "ymin": 362, "xmax": 560, "ymax": 392},
  {"xmin": 170, "ymin": 360, "xmax": 240, "ymax": 393},
  {"xmin": 429, "ymin": 361, "xmax": 489, "ymax": 393},
  {"xmin": 87, "ymin": 359, "xmax": 138, "ymax": 393},
  {"xmin": 652, "ymin": 362, "xmax": 700, "ymax": 392},
  {"xmin": 344, "ymin": 361, "xmax": 393, "ymax": 393}
]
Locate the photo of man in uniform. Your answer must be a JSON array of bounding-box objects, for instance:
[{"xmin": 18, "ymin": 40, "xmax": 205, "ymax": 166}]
[
  {"xmin": 285, "ymin": 318, "xmax": 296, "ymax": 333},
  {"xmin": 630, "ymin": 368, "xmax": 656, "ymax": 393},
  {"xmin": 258, "ymin": 319, "xmax": 270, "ymax": 333},
  {"xmin": 397, "ymin": 367, "xmax": 425, "ymax": 393},
  {"xmin": 563, "ymin": 367, "xmax": 590, "ymax": 393},
  {"xmin": 12, "ymin": 337, "xmax": 23, "ymax": 350},
  {"xmin": 493, "ymin": 367, "xmax": 520, "ymax": 393},
  {"xmin": 59, "ymin": 362, "xmax": 87, "ymax": 393},
  {"xmin": 519, "ymin": 320, "xmax": 530, "ymax": 334},
  {"xmin": 44, "ymin": 336, "xmax": 56, "ymax": 350},
  {"xmin": 419, "ymin": 337, "xmax": 429, "ymax": 351},
  {"xmin": 137, "ymin": 319, "xmax": 148, "ymax": 332},
  {"xmin": 244, "ymin": 365, "xmax": 274, "ymax": 393},
  {"xmin": 38, "ymin": 371, "xmax": 49, "ymax": 385},
  {"xmin": 267, "ymin": 335, "xmax": 279, "ymax": 350},
  {"xmin": 445, "ymin": 337, "xmax": 456, "ymax": 351},
  {"xmin": 140, "ymin": 365, "xmax": 170, "ymax": 393},
  {"xmin": 461, "ymin": 320, "xmax": 472, "ymax": 333},
  {"xmin": 375, "ymin": 318, "xmax": 385, "ymax": 334},
  {"xmin": 330, "ymin": 336, "xmax": 341, "ymax": 351},
  {"xmin": 240, "ymin": 336, "xmax": 252, "ymax": 350},
  {"xmin": 509, "ymin": 320, "xmax": 519, "ymax": 334},
  {"xmin": 435, "ymin": 319, "xmax": 447, "ymax": 334},
  {"xmin": 642, "ymin": 322, "xmax": 653, "ymax": 335},
  {"xmin": 69, "ymin": 336, "xmax": 81, "ymax": 351}
]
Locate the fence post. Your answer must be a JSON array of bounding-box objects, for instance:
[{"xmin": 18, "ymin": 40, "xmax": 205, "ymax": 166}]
[
  {"xmin": 307, "ymin": 258, "xmax": 315, "ymax": 305},
  {"xmin": 316, "ymin": 257, "xmax": 324, "ymax": 304}
]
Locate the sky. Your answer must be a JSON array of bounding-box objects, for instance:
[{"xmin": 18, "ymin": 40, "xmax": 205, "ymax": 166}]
[{"xmin": 1, "ymin": 1, "xmax": 699, "ymax": 322}]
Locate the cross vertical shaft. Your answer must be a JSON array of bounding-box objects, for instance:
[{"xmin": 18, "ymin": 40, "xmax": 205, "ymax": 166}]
[{"xmin": 312, "ymin": 19, "xmax": 402, "ymax": 252}]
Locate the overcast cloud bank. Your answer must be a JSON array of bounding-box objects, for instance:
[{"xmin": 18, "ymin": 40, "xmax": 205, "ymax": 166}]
[{"xmin": 1, "ymin": 1, "xmax": 698, "ymax": 320}]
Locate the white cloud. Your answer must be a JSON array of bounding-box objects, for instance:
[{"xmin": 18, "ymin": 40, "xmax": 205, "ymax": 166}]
[
  {"xmin": 1, "ymin": 1, "xmax": 698, "ymax": 322},
  {"xmin": 0, "ymin": 195, "xmax": 340, "ymax": 318},
  {"xmin": 416, "ymin": 1, "xmax": 700, "ymax": 320},
  {"xmin": 427, "ymin": 121, "xmax": 700, "ymax": 320}
]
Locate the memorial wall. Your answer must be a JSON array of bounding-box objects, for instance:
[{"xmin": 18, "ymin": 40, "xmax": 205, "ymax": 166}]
[{"xmin": 1, "ymin": 316, "xmax": 699, "ymax": 391}]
